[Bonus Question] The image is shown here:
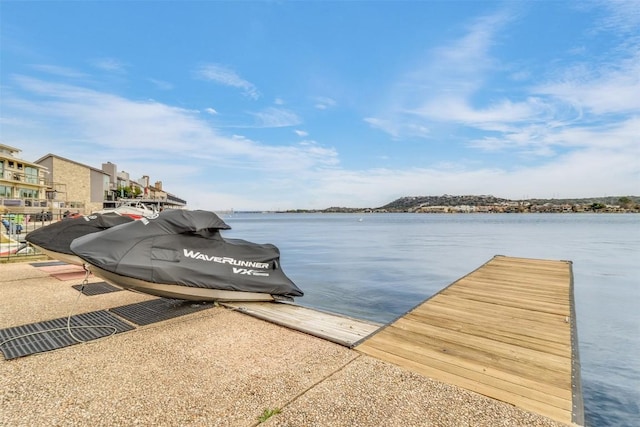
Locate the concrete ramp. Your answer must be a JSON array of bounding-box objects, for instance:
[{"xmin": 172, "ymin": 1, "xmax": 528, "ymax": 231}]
[{"xmin": 223, "ymin": 301, "xmax": 381, "ymax": 347}]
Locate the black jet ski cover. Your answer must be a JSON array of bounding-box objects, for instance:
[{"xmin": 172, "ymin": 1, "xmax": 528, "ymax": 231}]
[
  {"xmin": 26, "ymin": 213, "xmax": 135, "ymax": 255},
  {"xmin": 70, "ymin": 209, "xmax": 303, "ymax": 298}
]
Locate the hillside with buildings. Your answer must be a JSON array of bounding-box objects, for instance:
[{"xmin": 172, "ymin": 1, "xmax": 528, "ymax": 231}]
[
  {"xmin": 299, "ymin": 194, "xmax": 640, "ymax": 214},
  {"xmin": 374, "ymin": 195, "xmax": 639, "ymax": 213}
]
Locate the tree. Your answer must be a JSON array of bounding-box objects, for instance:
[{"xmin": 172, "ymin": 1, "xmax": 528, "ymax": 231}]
[
  {"xmin": 116, "ymin": 185, "xmax": 134, "ymax": 198},
  {"xmin": 618, "ymin": 197, "xmax": 633, "ymax": 209}
]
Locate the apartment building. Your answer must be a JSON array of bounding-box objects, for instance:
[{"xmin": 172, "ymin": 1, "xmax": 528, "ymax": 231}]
[
  {"xmin": 36, "ymin": 155, "xmax": 187, "ymax": 213},
  {"xmin": 0, "ymin": 144, "xmax": 49, "ymax": 214},
  {"xmin": 35, "ymin": 154, "xmax": 111, "ymax": 214},
  {"xmin": 1, "ymin": 143, "xmax": 187, "ymax": 216}
]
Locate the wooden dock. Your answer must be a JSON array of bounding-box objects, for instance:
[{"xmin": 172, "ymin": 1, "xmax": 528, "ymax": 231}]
[
  {"xmin": 355, "ymin": 255, "xmax": 584, "ymax": 426},
  {"xmin": 222, "ymin": 301, "xmax": 382, "ymax": 347}
]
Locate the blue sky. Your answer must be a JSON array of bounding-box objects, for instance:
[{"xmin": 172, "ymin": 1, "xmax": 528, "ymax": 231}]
[{"xmin": 1, "ymin": 1, "xmax": 638, "ymax": 210}]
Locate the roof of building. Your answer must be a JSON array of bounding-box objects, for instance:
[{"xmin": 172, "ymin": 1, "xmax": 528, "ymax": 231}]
[{"xmin": 34, "ymin": 153, "xmax": 109, "ymax": 175}]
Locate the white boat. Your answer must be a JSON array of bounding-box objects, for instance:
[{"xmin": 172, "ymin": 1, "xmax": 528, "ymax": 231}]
[
  {"xmin": 94, "ymin": 201, "xmax": 159, "ymax": 219},
  {"xmin": 1, "ymin": 234, "xmax": 24, "ymax": 256}
]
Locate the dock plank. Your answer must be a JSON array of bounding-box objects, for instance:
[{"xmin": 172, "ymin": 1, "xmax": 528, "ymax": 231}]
[
  {"xmin": 404, "ymin": 310, "xmax": 571, "ymax": 356},
  {"xmin": 356, "ymin": 255, "xmax": 582, "ymax": 426},
  {"xmin": 422, "ymin": 297, "xmax": 571, "ymax": 336}
]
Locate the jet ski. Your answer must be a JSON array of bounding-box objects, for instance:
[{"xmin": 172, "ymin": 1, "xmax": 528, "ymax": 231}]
[
  {"xmin": 70, "ymin": 209, "xmax": 303, "ymax": 302},
  {"xmin": 26, "ymin": 213, "xmax": 136, "ymax": 265}
]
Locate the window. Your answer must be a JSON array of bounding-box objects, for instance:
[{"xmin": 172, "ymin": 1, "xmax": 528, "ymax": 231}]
[
  {"xmin": 24, "ymin": 167, "xmax": 38, "ymax": 184},
  {"xmin": 0, "ymin": 185, "xmax": 10, "ymax": 198},
  {"xmin": 18, "ymin": 188, "xmax": 38, "ymax": 198},
  {"xmin": 8, "ymin": 161, "xmax": 14, "ymax": 168}
]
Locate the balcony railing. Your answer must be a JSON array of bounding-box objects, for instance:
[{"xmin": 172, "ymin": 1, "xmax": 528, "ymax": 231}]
[
  {"xmin": 0, "ymin": 170, "xmax": 48, "ymax": 186},
  {"xmin": 0, "ymin": 198, "xmax": 85, "ymax": 211},
  {"xmin": 1, "ymin": 198, "xmax": 49, "ymax": 208}
]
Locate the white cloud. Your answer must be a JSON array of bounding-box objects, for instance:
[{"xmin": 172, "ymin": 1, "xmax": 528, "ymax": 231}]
[
  {"xmin": 364, "ymin": 4, "xmax": 639, "ymax": 167},
  {"xmin": 294, "ymin": 129, "xmax": 308, "ymax": 137},
  {"xmin": 3, "ymin": 76, "xmax": 334, "ymax": 176},
  {"xmin": 410, "ymin": 97, "xmax": 540, "ymax": 128},
  {"xmin": 195, "ymin": 64, "xmax": 260, "ymax": 99},
  {"xmin": 314, "ymin": 96, "xmax": 337, "ymax": 110},
  {"xmin": 591, "ymin": 0, "xmax": 640, "ymax": 35},
  {"xmin": 91, "ymin": 57, "xmax": 127, "ymax": 72},
  {"xmin": 364, "ymin": 117, "xmax": 429, "ymax": 139},
  {"xmin": 364, "ymin": 10, "xmax": 513, "ymax": 139},
  {"xmin": 205, "ymin": 107, "xmax": 218, "ymax": 115},
  {"xmin": 250, "ymin": 107, "xmax": 301, "ymax": 128},
  {"xmin": 299, "ymin": 145, "xmax": 639, "ymax": 209},
  {"xmin": 534, "ymin": 53, "xmax": 640, "ymax": 115},
  {"xmin": 31, "ymin": 64, "xmax": 87, "ymax": 78}
]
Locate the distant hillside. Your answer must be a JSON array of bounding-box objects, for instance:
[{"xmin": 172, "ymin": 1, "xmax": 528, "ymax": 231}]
[
  {"xmin": 377, "ymin": 195, "xmax": 509, "ymax": 210},
  {"xmin": 283, "ymin": 195, "xmax": 639, "ymax": 213},
  {"xmin": 376, "ymin": 195, "xmax": 640, "ymax": 212}
]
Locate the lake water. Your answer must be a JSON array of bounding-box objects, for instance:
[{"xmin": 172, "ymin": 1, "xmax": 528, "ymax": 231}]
[{"xmin": 224, "ymin": 213, "xmax": 639, "ymax": 427}]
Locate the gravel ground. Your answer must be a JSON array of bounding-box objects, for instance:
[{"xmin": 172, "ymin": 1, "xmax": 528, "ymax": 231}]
[
  {"xmin": 0, "ymin": 262, "xmax": 572, "ymax": 426},
  {"xmin": 266, "ymin": 356, "xmax": 569, "ymax": 427}
]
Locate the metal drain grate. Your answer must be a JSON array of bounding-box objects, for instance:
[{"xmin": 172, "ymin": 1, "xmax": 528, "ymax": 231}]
[
  {"xmin": 109, "ymin": 298, "xmax": 214, "ymax": 326},
  {"xmin": 30, "ymin": 261, "xmax": 68, "ymax": 267},
  {"xmin": 72, "ymin": 281, "xmax": 123, "ymax": 296},
  {"xmin": 0, "ymin": 310, "xmax": 135, "ymax": 360}
]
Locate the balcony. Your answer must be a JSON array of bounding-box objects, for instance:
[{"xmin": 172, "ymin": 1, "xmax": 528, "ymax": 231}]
[
  {"xmin": 1, "ymin": 170, "xmax": 48, "ymax": 186},
  {"xmin": 1, "ymin": 198, "xmax": 48, "ymax": 208}
]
